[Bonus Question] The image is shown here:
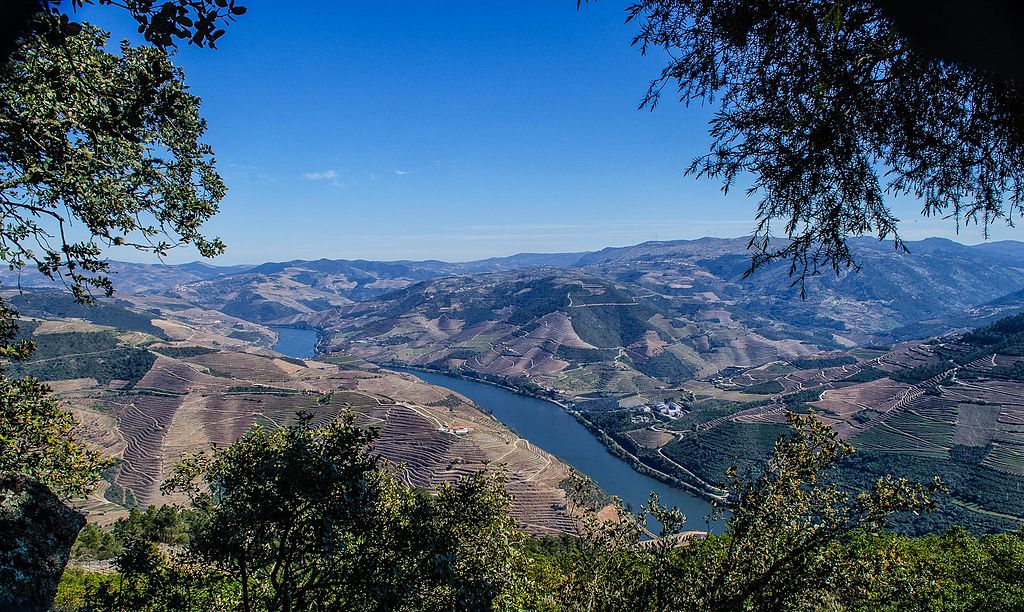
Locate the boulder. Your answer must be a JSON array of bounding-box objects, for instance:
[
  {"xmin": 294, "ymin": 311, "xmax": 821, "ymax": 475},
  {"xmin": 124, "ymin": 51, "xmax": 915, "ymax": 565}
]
[{"xmin": 0, "ymin": 473, "xmax": 85, "ymax": 611}]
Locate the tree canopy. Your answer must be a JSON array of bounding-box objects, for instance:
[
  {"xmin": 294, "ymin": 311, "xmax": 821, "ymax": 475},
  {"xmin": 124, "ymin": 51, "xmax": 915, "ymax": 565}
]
[
  {"xmin": 0, "ymin": 8, "xmax": 226, "ymax": 520},
  {"xmin": 0, "ymin": 15, "xmax": 229, "ymax": 601},
  {"xmin": 91, "ymin": 412, "xmax": 538, "ymax": 611},
  {"xmin": 0, "ymin": 306, "xmax": 106, "ymax": 500},
  {"xmin": 625, "ymin": 0, "xmax": 1024, "ymax": 290},
  {"xmin": 1, "ymin": 0, "xmax": 247, "ymax": 68},
  {"xmin": 1, "ymin": 16, "xmax": 225, "ymax": 299},
  {"xmin": 63, "ymin": 411, "xmax": 1009, "ymax": 611}
]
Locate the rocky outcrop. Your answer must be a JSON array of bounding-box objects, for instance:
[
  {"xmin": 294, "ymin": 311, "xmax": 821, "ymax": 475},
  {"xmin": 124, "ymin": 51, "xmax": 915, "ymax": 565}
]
[{"xmin": 0, "ymin": 473, "xmax": 85, "ymax": 611}]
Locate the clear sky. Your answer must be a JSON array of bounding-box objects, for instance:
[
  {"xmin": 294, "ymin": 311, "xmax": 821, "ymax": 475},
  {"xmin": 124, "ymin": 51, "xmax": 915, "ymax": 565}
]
[{"xmin": 78, "ymin": 1, "xmax": 1017, "ymax": 265}]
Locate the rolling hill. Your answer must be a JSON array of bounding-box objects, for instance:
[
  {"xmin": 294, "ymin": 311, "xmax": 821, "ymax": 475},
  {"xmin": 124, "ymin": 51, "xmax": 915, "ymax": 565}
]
[
  {"xmin": 310, "ymin": 238, "xmax": 1024, "ymax": 399},
  {"xmin": 576, "ymin": 316, "xmax": 1024, "ymax": 535},
  {"xmin": 10, "ymin": 237, "xmax": 1024, "ymax": 533},
  {"xmin": 10, "ymin": 294, "xmax": 583, "ymax": 536},
  {"xmin": 6, "ymin": 237, "xmax": 1023, "ymax": 340},
  {"xmin": 313, "ymin": 269, "xmax": 817, "ymax": 397}
]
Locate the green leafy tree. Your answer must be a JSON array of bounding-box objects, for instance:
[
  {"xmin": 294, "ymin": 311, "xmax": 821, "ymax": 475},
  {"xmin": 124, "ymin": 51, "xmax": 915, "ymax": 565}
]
[
  {"xmin": 549, "ymin": 412, "xmax": 944, "ymax": 610},
  {"xmin": 694, "ymin": 412, "xmax": 943, "ymax": 610},
  {"xmin": 552, "ymin": 490, "xmax": 690, "ymax": 611},
  {"xmin": 1, "ymin": 16, "xmax": 225, "ymax": 298},
  {"xmin": 624, "ymin": 0, "xmax": 1024, "ymax": 289},
  {"xmin": 2, "ymin": 0, "xmax": 247, "ymax": 67},
  {"xmin": 111, "ymin": 505, "xmax": 195, "ymax": 548},
  {"xmin": 161, "ymin": 412, "xmax": 391, "ymax": 612},
  {"xmin": 94, "ymin": 412, "xmax": 540, "ymax": 611},
  {"xmin": 403, "ymin": 470, "xmax": 539, "ymax": 611},
  {"xmin": 0, "ymin": 3, "xmax": 226, "ymax": 504},
  {"xmin": 69, "ymin": 523, "xmax": 121, "ymax": 562},
  {"xmin": 0, "ymin": 300, "xmax": 107, "ymax": 498},
  {"xmin": 0, "ymin": 12, "xmax": 228, "ymax": 607},
  {"xmin": 832, "ymin": 527, "xmax": 1024, "ymax": 611}
]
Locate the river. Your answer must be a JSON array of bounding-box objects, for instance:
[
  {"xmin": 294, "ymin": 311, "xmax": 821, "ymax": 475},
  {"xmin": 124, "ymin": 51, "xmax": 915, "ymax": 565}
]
[
  {"xmin": 270, "ymin": 326, "xmax": 319, "ymax": 359},
  {"xmin": 268, "ymin": 327, "xmax": 717, "ymax": 530},
  {"xmin": 391, "ymin": 368, "xmax": 718, "ymax": 530}
]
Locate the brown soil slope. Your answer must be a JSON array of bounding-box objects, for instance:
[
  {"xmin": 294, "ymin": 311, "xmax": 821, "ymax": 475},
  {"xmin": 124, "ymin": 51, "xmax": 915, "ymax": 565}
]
[{"xmin": 28, "ymin": 308, "xmax": 579, "ymax": 535}]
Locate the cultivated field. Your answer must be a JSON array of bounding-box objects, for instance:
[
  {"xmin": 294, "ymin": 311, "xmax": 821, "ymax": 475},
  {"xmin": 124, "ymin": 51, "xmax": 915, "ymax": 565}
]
[{"xmin": 34, "ymin": 304, "xmax": 584, "ymax": 535}]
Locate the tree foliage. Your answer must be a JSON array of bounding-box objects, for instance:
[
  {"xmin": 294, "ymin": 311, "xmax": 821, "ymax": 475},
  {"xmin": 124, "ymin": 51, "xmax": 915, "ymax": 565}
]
[
  {"xmin": 2, "ymin": 0, "xmax": 247, "ymax": 68},
  {"xmin": 60, "ymin": 412, "xmax": 1024, "ymax": 610},
  {"xmin": 0, "ymin": 0, "xmax": 227, "ymax": 521},
  {"xmin": 0, "ymin": 301, "xmax": 106, "ymax": 500},
  {"xmin": 1, "ymin": 17, "xmax": 225, "ymax": 299},
  {"xmin": 696, "ymin": 412, "xmax": 943, "ymax": 610},
  {"xmin": 548, "ymin": 412, "xmax": 946, "ymax": 610},
  {"xmin": 625, "ymin": 0, "xmax": 1024, "ymax": 290},
  {"xmin": 90, "ymin": 412, "xmax": 538, "ymax": 611}
]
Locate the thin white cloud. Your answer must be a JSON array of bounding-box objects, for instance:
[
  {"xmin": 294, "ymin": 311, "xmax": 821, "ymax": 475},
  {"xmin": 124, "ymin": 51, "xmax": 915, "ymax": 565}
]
[
  {"xmin": 303, "ymin": 170, "xmax": 338, "ymax": 181},
  {"xmin": 462, "ymin": 220, "xmax": 753, "ymax": 233},
  {"xmin": 303, "ymin": 169, "xmax": 346, "ymax": 187},
  {"xmin": 393, "ymin": 168, "xmax": 412, "ymax": 176}
]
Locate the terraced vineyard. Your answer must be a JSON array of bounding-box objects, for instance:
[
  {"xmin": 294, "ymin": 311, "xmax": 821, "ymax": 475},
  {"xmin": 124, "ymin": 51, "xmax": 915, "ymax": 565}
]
[
  {"xmin": 576, "ymin": 319, "xmax": 1024, "ymax": 534},
  {"xmin": 19, "ymin": 238, "xmax": 1024, "ymax": 536},
  {"xmin": 316, "ymin": 271, "xmax": 817, "ymax": 398},
  {"xmin": 25, "ymin": 304, "xmax": 584, "ymax": 535}
]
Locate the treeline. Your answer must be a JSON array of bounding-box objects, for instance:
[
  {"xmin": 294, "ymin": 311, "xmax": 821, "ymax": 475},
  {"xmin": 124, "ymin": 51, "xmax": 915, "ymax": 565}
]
[
  {"xmin": 151, "ymin": 346, "xmax": 218, "ymax": 359},
  {"xmin": 789, "ymin": 355, "xmax": 857, "ymax": 370},
  {"xmin": 961, "ymin": 313, "xmax": 1024, "ymax": 352},
  {"xmin": 54, "ymin": 412, "xmax": 1024, "ymax": 611},
  {"xmin": 945, "ymin": 312, "xmax": 1024, "ymax": 367},
  {"xmin": 9, "ymin": 291, "xmax": 166, "ymax": 338},
  {"xmin": 739, "ymin": 380, "xmax": 785, "ymax": 395},
  {"xmin": 9, "ymin": 331, "xmax": 156, "ymax": 386},
  {"xmin": 842, "ymin": 366, "xmax": 888, "ymax": 383},
  {"xmin": 70, "ymin": 505, "xmax": 197, "ymax": 563},
  {"xmin": 889, "ymin": 360, "xmax": 957, "ymax": 384}
]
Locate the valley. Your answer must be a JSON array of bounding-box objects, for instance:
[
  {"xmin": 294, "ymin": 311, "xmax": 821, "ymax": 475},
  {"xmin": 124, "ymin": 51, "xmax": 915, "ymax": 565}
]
[
  {"xmin": 7, "ymin": 291, "xmax": 585, "ymax": 536},
  {"xmin": 579, "ymin": 332, "xmax": 1024, "ymax": 534},
  {"xmin": 390, "ymin": 367, "xmax": 717, "ymax": 527},
  {"xmin": 11, "ymin": 236, "xmax": 1024, "ymax": 535}
]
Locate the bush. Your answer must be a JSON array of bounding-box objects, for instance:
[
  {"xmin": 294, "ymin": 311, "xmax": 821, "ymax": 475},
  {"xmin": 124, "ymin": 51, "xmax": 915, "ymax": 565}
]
[
  {"xmin": 739, "ymin": 380, "xmax": 785, "ymax": 395},
  {"xmin": 70, "ymin": 524, "xmax": 121, "ymax": 561}
]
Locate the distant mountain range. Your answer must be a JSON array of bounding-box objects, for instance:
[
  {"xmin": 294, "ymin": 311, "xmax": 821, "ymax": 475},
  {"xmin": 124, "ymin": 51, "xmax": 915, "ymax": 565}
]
[
  {"xmin": 289, "ymin": 237, "xmax": 1024, "ymax": 397},
  {"xmin": 8, "ymin": 235, "xmax": 1024, "ymax": 378}
]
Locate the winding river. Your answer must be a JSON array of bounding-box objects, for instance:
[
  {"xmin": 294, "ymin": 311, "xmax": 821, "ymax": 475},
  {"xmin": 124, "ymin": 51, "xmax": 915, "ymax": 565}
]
[
  {"xmin": 390, "ymin": 369, "xmax": 718, "ymax": 529},
  {"xmin": 270, "ymin": 329, "xmax": 717, "ymax": 529}
]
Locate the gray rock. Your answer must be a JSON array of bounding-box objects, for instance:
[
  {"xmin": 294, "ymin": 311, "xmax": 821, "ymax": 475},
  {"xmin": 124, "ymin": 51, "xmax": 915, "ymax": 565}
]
[{"xmin": 0, "ymin": 473, "xmax": 85, "ymax": 611}]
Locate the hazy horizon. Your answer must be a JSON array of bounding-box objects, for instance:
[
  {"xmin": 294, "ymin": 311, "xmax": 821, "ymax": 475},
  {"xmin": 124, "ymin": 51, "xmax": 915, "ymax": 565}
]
[{"xmin": 95, "ymin": 233, "xmax": 1024, "ymax": 269}]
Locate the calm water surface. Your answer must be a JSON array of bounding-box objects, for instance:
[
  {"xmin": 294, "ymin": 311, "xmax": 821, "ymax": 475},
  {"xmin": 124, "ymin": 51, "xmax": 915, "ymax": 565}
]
[
  {"xmin": 269, "ymin": 328, "xmax": 717, "ymax": 530},
  {"xmin": 270, "ymin": 326, "xmax": 318, "ymax": 359},
  {"xmin": 391, "ymin": 367, "xmax": 718, "ymax": 530}
]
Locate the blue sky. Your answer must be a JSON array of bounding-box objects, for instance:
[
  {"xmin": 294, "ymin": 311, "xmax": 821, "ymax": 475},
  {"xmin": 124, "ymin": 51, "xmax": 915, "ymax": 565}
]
[{"xmin": 79, "ymin": 1, "xmax": 1015, "ymax": 265}]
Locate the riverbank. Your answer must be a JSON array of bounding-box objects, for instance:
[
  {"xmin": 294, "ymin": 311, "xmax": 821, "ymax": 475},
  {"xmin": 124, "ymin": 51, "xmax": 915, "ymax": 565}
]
[
  {"xmin": 569, "ymin": 408, "xmax": 726, "ymax": 502},
  {"xmin": 378, "ymin": 362, "xmax": 724, "ymax": 506}
]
